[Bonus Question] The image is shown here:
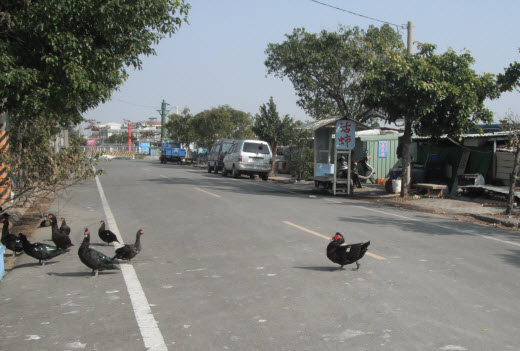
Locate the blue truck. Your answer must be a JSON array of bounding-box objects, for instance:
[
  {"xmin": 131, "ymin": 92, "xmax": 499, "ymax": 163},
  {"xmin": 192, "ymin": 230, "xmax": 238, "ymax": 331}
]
[{"xmin": 160, "ymin": 142, "xmax": 187, "ymax": 164}]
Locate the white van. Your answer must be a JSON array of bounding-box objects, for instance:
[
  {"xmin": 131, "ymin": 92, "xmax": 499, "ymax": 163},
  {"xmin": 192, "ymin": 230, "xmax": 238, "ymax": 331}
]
[{"xmin": 222, "ymin": 140, "xmax": 272, "ymax": 180}]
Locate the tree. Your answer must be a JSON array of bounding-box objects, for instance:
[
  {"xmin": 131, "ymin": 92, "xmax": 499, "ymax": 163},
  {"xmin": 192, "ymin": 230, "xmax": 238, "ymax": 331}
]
[
  {"xmin": 362, "ymin": 43, "xmax": 498, "ymax": 197},
  {"xmin": 252, "ymin": 97, "xmax": 296, "ymax": 176},
  {"xmin": 497, "ymin": 48, "xmax": 520, "ymax": 94},
  {"xmin": 1, "ymin": 0, "xmax": 190, "ymax": 123},
  {"xmin": 498, "ymin": 112, "xmax": 520, "ymax": 215},
  {"xmin": 497, "ymin": 49, "xmax": 520, "ymax": 214},
  {"xmin": 0, "ymin": 0, "xmax": 189, "ymax": 208},
  {"xmin": 165, "ymin": 108, "xmax": 195, "ymax": 159},
  {"xmin": 287, "ymin": 121, "xmax": 313, "ymax": 181},
  {"xmin": 191, "ymin": 106, "xmax": 254, "ymax": 149},
  {"xmin": 264, "ymin": 25, "xmax": 404, "ymax": 124}
]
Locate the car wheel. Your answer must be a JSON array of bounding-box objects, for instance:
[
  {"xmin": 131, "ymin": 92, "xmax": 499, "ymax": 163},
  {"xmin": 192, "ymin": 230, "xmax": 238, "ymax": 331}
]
[
  {"xmin": 207, "ymin": 164, "xmax": 212, "ymax": 173},
  {"xmin": 232, "ymin": 165, "xmax": 239, "ymax": 178},
  {"xmin": 261, "ymin": 173, "xmax": 269, "ymax": 181},
  {"xmin": 249, "ymin": 174, "xmax": 255, "ymax": 180}
]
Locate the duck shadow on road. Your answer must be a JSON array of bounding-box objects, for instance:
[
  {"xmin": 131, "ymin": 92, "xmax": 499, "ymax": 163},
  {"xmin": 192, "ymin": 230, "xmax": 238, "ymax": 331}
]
[
  {"xmin": 47, "ymin": 271, "xmax": 119, "ymax": 277},
  {"xmin": 8, "ymin": 261, "xmax": 60, "ymax": 271},
  {"xmin": 293, "ymin": 266, "xmax": 338, "ymax": 272}
]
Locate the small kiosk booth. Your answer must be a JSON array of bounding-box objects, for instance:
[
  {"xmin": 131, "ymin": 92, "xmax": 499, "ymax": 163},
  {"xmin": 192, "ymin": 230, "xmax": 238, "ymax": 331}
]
[{"xmin": 306, "ymin": 116, "xmax": 372, "ymax": 195}]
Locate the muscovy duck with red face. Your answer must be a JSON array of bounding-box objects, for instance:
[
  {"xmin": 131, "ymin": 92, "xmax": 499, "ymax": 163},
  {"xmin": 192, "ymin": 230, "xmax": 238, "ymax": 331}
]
[
  {"xmin": 326, "ymin": 232, "xmax": 370, "ymax": 270},
  {"xmin": 79, "ymin": 228, "xmax": 119, "ymax": 277}
]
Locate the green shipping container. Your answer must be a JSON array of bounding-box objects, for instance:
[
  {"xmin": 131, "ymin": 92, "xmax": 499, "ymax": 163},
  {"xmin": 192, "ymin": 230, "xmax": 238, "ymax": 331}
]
[{"xmin": 354, "ymin": 134, "xmax": 401, "ymax": 179}]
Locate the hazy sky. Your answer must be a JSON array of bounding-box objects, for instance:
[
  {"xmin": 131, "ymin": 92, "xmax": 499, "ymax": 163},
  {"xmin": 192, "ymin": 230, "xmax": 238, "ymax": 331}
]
[{"xmin": 84, "ymin": 0, "xmax": 520, "ymax": 125}]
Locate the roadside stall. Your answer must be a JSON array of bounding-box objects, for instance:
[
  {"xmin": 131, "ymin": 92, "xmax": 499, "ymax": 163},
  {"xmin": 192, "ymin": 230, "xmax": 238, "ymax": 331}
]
[{"xmin": 305, "ymin": 116, "xmax": 372, "ymax": 195}]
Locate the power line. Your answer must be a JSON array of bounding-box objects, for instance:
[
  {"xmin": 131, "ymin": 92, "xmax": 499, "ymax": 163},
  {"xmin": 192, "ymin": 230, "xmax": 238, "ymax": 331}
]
[
  {"xmin": 113, "ymin": 98, "xmax": 158, "ymax": 110},
  {"xmin": 310, "ymin": 0, "xmax": 406, "ymax": 29}
]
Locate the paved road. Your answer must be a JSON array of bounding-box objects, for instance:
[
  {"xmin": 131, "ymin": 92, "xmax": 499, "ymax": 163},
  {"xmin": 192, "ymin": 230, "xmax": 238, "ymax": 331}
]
[{"xmin": 1, "ymin": 159, "xmax": 520, "ymax": 351}]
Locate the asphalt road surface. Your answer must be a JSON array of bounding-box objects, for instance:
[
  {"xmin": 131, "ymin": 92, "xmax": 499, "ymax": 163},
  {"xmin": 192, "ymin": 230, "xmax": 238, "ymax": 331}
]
[{"xmin": 1, "ymin": 159, "xmax": 520, "ymax": 351}]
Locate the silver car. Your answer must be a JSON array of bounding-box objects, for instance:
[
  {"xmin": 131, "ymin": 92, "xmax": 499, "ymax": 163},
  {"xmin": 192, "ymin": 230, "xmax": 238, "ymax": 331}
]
[{"xmin": 222, "ymin": 140, "xmax": 272, "ymax": 180}]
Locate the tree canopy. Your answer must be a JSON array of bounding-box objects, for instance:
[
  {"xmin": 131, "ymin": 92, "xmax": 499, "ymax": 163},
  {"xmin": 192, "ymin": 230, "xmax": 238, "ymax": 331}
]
[
  {"xmin": 191, "ymin": 105, "xmax": 254, "ymax": 149},
  {"xmin": 165, "ymin": 107, "xmax": 195, "ymax": 153},
  {"xmin": 498, "ymin": 48, "xmax": 520, "ymax": 93},
  {"xmin": 362, "ymin": 42, "xmax": 498, "ymax": 196},
  {"xmin": 1, "ymin": 0, "xmax": 190, "ymax": 124},
  {"xmin": 264, "ymin": 24, "xmax": 404, "ymax": 124},
  {"xmin": 0, "ymin": 0, "xmax": 189, "ymax": 209},
  {"xmin": 252, "ymin": 97, "xmax": 295, "ymax": 175}
]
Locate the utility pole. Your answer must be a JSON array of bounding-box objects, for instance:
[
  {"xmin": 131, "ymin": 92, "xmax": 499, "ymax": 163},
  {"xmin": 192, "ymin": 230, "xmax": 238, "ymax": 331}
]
[
  {"xmin": 158, "ymin": 100, "xmax": 169, "ymax": 142},
  {"xmin": 401, "ymin": 21, "xmax": 413, "ymax": 197}
]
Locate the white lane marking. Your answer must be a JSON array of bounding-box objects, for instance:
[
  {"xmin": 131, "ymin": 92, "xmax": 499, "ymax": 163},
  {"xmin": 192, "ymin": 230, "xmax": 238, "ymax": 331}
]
[
  {"xmin": 160, "ymin": 175, "xmax": 167, "ymax": 178},
  {"xmin": 350, "ymin": 203, "xmax": 520, "ymax": 248},
  {"xmin": 95, "ymin": 174, "xmax": 168, "ymax": 351}
]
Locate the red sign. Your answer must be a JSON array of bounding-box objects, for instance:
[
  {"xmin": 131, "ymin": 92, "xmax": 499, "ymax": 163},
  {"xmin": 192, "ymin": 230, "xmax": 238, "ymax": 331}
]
[{"xmin": 87, "ymin": 139, "xmax": 97, "ymax": 147}]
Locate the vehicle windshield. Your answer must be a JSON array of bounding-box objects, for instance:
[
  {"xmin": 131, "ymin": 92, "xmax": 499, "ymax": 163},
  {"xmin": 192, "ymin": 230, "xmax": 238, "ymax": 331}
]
[
  {"xmin": 222, "ymin": 143, "xmax": 233, "ymax": 152},
  {"xmin": 243, "ymin": 142, "xmax": 269, "ymax": 154}
]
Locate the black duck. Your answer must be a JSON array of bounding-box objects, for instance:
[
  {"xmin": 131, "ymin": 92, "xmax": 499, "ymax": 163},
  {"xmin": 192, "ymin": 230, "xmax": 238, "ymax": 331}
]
[
  {"xmin": 79, "ymin": 228, "xmax": 118, "ymax": 277},
  {"xmin": 326, "ymin": 232, "xmax": 370, "ymax": 270},
  {"xmin": 1, "ymin": 213, "xmax": 24, "ymax": 255},
  {"xmin": 98, "ymin": 220, "xmax": 120, "ymax": 245},
  {"xmin": 112, "ymin": 229, "xmax": 143, "ymax": 263},
  {"xmin": 19, "ymin": 233, "xmax": 70, "ymax": 265}
]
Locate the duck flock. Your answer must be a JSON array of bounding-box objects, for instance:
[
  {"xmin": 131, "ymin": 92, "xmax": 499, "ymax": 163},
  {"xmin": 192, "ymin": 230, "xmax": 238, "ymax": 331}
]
[
  {"xmin": 2, "ymin": 208, "xmax": 372, "ymax": 276},
  {"xmin": 1, "ymin": 210, "xmax": 143, "ymax": 277}
]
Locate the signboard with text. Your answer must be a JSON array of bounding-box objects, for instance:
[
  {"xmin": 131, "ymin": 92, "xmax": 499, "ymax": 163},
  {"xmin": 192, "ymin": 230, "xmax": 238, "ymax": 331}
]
[
  {"xmin": 86, "ymin": 139, "xmax": 97, "ymax": 147},
  {"xmin": 335, "ymin": 120, "xmax": 356, "ymax": 150},
  {"xmin": 378, "ymin": 141, "xmax": 388, "ymax": 158}
]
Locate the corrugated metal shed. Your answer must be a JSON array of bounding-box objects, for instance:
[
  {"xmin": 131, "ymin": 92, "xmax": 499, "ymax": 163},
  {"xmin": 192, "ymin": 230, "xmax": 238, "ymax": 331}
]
[{"xmin": 355, "ymin": 132, "xmax": 401, "ymax": 179}]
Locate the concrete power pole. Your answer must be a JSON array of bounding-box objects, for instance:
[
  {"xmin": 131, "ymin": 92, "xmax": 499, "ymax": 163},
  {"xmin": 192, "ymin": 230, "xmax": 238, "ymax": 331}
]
[
  {"xmin": 401, "ymin": 21, "xmax": 414, "ymax": 197},
  {"xmin": 158, "ymin": 99, "xmax": 169, "ymax": 142}
]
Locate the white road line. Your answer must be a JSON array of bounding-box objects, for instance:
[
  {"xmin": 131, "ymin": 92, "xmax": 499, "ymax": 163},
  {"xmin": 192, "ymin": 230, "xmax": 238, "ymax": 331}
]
[{"xmin": 95, "ymin": 174, "xmax": 168, "ymax": 351}]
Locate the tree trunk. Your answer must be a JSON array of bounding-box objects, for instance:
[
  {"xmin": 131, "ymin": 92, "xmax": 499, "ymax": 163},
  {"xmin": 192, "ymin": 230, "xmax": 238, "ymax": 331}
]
[
  {"xmin": 505, "ymin": 146, "xmax": 520, "ymax": 215},
  {"xmin": 270, "ymin": 142, "xmax": 277, "ymax": 176},
  {"xmin": 400, "ymin": 120, "xmax": 412, "ymax": 197}
]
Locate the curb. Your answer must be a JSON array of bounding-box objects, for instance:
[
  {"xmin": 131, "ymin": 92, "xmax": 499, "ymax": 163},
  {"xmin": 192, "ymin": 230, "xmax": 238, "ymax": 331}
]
[{"xmin": 470, "ymin": 214, "xmax": 520, "ymax": 229}]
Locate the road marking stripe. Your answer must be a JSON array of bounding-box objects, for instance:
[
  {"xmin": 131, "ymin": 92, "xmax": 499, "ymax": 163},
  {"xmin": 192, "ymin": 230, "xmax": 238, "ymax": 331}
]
[
  {"xmin": 282, "ymin": 221, "xmax": 385, "ymax": 260},
  {"xmin": 194, "ymin": 187, "xmax": 221, "ymax": 198},
  {"xmin": 95, "ymin": 174, "xmax": 168, "ymax": 351}
]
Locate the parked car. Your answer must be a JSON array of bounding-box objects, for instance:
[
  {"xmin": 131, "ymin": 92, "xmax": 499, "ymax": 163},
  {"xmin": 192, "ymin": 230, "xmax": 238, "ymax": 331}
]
[
  {"xmin": 207, "ymin": 139, "xmax": 235, "ymax": 174},
  {"xmin": 222, "ymin": 140, "xmax": 272, "ymax": 180}
]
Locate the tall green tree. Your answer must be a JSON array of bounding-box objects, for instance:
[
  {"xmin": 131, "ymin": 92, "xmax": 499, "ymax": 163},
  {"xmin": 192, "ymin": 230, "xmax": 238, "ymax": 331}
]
[
  {"xmin": 192, "ymin": 106, "xmax": 254, "ymax": 149},
  {"xmin": 0, "ymin": 0, "xmax": 189, "ymax": 208},
  {"xmin": 165, "ymin": 107, "xmax": 195, "ymax": 158},
  {"xmin": 252, "ymin": 97, "xmax": 295, "ymax": 175},
  {"xmin": 363, "ymin": 43, "xmax": 498, "ymax": 197},
  {"xmin": 264, "ymin": 24, "xmax": 404, "ymax": 124}
]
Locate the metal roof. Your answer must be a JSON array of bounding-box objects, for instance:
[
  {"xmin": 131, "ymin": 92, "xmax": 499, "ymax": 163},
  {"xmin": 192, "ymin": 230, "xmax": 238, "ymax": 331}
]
[{"xmin": 301, "ymin": 116, "xmax": 372, "ymax": 131}]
